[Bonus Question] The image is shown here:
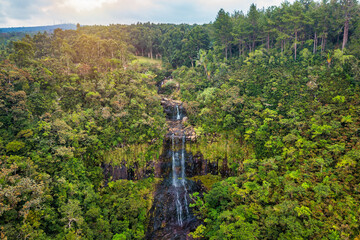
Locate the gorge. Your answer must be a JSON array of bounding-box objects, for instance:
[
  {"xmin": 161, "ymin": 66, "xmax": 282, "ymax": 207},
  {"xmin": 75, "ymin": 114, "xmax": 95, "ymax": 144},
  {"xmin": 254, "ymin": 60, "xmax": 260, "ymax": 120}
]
[{"xmin": 146, "ymin": 99, "xmax": 201, "ymax": 239}]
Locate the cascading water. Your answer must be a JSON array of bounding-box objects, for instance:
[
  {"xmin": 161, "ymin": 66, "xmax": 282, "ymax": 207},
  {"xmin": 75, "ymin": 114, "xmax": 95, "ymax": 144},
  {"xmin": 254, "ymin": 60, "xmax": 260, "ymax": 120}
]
[
  {"xmin": 171, "ymin": 133, "xmax": 189, "ymax": 226},
  {"xmin": 172, "ymin": 134, "xmax": 183, "ymax": 226},
  {"xmin": 176, "ymin": 105, "xmax": 181, "ymax": 120},
  {"xmin": 147, "ymin": 98, "xmax": 203, "ymax": 239}
]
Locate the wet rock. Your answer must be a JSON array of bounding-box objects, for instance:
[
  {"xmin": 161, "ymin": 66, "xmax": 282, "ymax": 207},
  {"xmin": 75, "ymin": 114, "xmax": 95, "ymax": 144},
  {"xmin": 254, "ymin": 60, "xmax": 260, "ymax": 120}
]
[
  {"xmin": 147, "ymin": 95, "xmax": 204, "ymax": 239},
  {"xmin": 102, "ymin": 162, "xmax": 128, "ymax": 186},
  {"xmin": 161, "ymin": 98, "xmax": 186, "ymax": 121},
  {"xmin": 182, "ymin": 116, "xmax": 188, "ymax": 124},
  {"xmin": 102, "ymin": 160, "xmax": 156, "ymax": 184}
]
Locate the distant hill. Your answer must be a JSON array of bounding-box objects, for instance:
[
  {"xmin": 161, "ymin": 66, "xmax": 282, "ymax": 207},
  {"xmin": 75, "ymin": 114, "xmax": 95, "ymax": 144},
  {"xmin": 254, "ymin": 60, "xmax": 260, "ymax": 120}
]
[{"xmin": 0, "ymin": 23, "xmax": 76, "ymax": 33}]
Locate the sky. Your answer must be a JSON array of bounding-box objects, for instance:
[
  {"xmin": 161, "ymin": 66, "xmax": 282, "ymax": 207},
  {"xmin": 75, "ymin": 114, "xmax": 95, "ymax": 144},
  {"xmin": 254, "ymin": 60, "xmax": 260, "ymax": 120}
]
[{"xmin": 0, "ymin": 0, "xmax": 289, "ymax": 28}]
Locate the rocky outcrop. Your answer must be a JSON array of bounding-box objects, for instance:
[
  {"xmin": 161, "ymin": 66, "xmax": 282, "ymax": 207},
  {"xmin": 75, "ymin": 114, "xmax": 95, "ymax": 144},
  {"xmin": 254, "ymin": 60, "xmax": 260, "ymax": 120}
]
[
  {"xmin": 161, "ymin": 97, "xmax": 197, "ymax": 141},
  {"xmin": 147, "ymin": 95, "xmax": 202, "ymax": 239},
  {"xmin": 161, "ymin": 97, "xmax": 184, "ymax": 120}
]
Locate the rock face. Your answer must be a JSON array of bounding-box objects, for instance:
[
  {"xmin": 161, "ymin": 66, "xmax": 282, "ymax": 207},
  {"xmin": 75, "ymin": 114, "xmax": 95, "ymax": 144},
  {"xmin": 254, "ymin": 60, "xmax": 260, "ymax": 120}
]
[
  {"xmin": 102, "ymin": 161, "xmax": 155, "ymax": 185},
  {"xmin": 102, "ymin": 162, "xmax": 128, "ymax": 183},
  {"xmin": 147, "ymin": 97, "xmax": 202, "ymax": 239},
  {"xmin": 102, "ymin": 98, "xmax": 197, "ymax": 185},
  {"xmin": 161, "ymin": 98, "xmax": 197, "ymax": 141},
  {"xmin": 161, "ymin": 98, "xmax": 184, "ymax": 121},
  {"xmin": 102, "ymin": 93, "xmax": 223, "ymax": 239}
]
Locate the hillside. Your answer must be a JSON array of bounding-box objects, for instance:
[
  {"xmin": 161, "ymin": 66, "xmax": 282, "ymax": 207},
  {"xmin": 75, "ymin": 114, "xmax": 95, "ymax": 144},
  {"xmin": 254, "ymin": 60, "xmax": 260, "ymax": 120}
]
[
  {"xmin": 1, "ymin": 1, "xmax": 360, "ymax": 239},
  {"xmin": 0, "ymin": 23, "xmax": 76, "ymax": 33}
]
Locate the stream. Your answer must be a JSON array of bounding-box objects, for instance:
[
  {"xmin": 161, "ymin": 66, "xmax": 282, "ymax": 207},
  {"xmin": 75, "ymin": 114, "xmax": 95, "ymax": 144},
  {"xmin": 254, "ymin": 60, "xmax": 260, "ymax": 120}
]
[
  {"xmin": 102, "ymin": 92, "xmax": 221, "ymax": 238},
  {"xmin": 146, "ymin": 100, "xmax": 203, "ymax": 239}
]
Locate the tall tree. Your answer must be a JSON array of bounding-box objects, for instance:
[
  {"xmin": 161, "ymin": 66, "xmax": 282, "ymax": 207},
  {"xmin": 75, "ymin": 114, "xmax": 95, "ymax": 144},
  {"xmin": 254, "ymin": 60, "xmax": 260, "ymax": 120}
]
[
  {"xmin": 182, "ymin": 26, "xmax": 210, "ymax": 67},
  {"xmin": 9, "ymin": 40, "xmax": 34, "ymax": 67},
  {"xmin": 247, "ymin": 4, "xmax": 260, "ymax": 52},
  {"xmin": 341, "ymin": 0, "xmax": 357, "ymax": 51},
  {"xmin": 261, "ymin": 7, "xmax": 277, "ymax": 50},
  {"xmin": 232, "ymin": 11, "xmax": 248, "ymax": 56},
  {"xmin": 282, "ymin": 1, "xmax": 307, "ymax": 60},
  {"xmin": 213, "ymin": 9, "xmax": 233, "ymax": 59}
]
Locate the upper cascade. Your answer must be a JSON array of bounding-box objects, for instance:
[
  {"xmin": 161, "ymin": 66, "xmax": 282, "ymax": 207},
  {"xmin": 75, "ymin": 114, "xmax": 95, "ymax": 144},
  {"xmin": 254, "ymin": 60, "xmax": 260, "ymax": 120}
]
[
  {"xmin": 160, "ymin": 97, "xmax": 197, "ymax": 141},
  {"xmin": 161, "ymin": 97, "xmax": 184, "ymax": 121}
]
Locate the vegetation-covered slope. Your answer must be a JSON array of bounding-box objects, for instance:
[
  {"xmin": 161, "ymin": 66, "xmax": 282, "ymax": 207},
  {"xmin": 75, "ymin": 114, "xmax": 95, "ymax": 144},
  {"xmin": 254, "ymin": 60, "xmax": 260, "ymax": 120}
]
[
  {"xmin": 1, "ymin": 0, "xmax": 360, "ymax": 239},
  {"xmin": 0, "ymin": 27, "xmax": 166, "ymax": 239}
]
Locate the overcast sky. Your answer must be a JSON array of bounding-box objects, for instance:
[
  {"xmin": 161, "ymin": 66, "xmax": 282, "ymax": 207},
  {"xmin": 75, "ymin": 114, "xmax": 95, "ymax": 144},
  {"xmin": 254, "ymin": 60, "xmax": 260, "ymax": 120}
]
[{"xmin": 0, "ymin": 0, "xmax": 290, "ymax": 28}]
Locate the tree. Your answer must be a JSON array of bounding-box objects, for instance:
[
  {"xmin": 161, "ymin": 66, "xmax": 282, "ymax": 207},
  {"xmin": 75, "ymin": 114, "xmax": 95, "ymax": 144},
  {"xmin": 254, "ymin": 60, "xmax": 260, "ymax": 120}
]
[
  {"xmin": 341, "ymin": 0, "xmax": 357, "ymax": 51},
  {"xmin": 9, "ymin": 40, "xmax": 34, "ymax": 67},
  {"xmin": 182, "ymin": 26, "xmax": 210, "ymax": 67},
  {"xmin": 213, "ymin": 9, "xmax": 233, "ymax": 59},
  {"xmin": 282, "ymin": 1, "xmax": 308, "ymax": 60},
  {"xmin": 232, "ymin": 11, "xmax": 249, "ymax": 56},
  {"xmin": 247, "ymin": 4, "xmax": 260, "ymax": 53}
]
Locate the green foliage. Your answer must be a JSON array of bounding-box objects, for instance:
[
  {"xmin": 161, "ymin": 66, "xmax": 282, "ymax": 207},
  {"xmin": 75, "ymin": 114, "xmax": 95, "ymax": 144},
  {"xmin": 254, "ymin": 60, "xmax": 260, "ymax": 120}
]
[
  {"xmin": 0, "ymin": 27, "xmax": 165, "ymax": 239},
  {"xmin": 175, "ymin": 11, "xmax": 360, "ymax": 238},
  {"xmin": 101, "ymin": 178, "xmax": 157, "ymax": 239},
  {"xmin": 189, "ymin": 174, "xmax": 222, "ymax": 190},
  {"xmin": 5, "ymin": 141, "xmax": 25, "ymax": 152},
  {"xmin": 1, "ymin": 1, "xmax": 360, "ymax": 238}
]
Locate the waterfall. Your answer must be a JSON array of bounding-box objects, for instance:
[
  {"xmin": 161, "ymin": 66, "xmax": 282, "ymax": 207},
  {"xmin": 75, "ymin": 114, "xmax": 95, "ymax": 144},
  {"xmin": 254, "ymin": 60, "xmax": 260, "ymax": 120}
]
[
  {"xmin": 175, "ymin": 192, "xmax": 183, "ymax": 226},
  {"xmin": 176, "ymin": 105, "xmax": 180, "ymax": 120},
  {"xmin": 172, "ymin": 134, "xmax": 182, "ymax": 225},
  {"xmin": 172, "ymin": 134, "xmax": 177, "ymax": 187},
  {"xmin": 171, "ymin": 133, "xmax": 189, "ymax": 225},
  {"xmin": 181, "ymin": 134, "xmax": 189, "ymax": 216},
  {"xmin": 147, "ymin": 96, "xmax": 203, "ymax": 238}
]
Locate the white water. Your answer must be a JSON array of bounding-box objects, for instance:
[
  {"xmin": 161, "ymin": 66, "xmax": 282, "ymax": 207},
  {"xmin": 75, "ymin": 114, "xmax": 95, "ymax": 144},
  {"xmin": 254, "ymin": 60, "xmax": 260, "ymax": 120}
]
[
  {"xmin": 176, "ymin": 192, "xmax": 183, "ymax": 226},
  {"xmin": 171, "ymin": 133, "xmax": 189, "ymax": 225},
  {"xmin": 176, "ymin": 105, "xmax": 181, "ymax": 120},
  {"xmin": 172, "ymin": 134, "xmax": 182, "ymax": 225}
]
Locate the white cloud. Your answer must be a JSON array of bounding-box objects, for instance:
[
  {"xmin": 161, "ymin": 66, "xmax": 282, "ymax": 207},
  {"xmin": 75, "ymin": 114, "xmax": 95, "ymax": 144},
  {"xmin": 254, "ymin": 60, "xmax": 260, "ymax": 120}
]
[
  {"xmin": 62, "ymin": 0, "xmax": 117, "ymax": 12},
  {"xmin": 0, "ymin": 0, "xmax": 294, "ymax": 27}
]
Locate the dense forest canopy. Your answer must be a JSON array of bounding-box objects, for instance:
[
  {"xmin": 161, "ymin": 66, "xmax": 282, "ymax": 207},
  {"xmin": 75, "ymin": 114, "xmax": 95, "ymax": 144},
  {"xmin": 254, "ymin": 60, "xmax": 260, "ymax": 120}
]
[{"xmin": 1, "ymin": 0, "xmax": 360, "ymax": 239}]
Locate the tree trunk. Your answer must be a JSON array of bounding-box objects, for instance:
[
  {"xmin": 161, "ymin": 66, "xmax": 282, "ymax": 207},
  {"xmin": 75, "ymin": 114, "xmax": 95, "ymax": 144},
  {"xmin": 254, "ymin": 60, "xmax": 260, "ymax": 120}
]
[
  {"xmin": 342, "ymin": 19, "xmax": 349, "ymax": 51},
  {"xmin": 150, "ymin": 47, "xmax": 153, "ymax": 59},
  {"xmin": 313, "ymin": 32, "xmax": 317, "ymax": 54}
]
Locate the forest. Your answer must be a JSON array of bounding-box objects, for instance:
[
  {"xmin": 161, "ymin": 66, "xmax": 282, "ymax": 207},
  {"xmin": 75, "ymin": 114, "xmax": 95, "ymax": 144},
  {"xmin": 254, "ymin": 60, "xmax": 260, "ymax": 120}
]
[{"xmin": 1, "ymin": 0, "xmax": 360, "ymax": 239}]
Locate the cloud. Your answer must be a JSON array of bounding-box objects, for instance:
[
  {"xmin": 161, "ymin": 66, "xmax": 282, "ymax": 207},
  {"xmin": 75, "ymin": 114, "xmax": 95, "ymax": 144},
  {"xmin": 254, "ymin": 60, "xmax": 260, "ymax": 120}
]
[
  {"xmin": 0, "ymin": 1, "xmax": 6, "ymax": 24},
  {"xmin": 62, "ymin": 0, "xmax": 118, "ymax": 12},
  {"xmin": 0, "ymin": 0, "xmax": 293, "ymax": 27},
  {"xmin": 5, "ymin": 0, "xmax": 49, "ymax": 20}
]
